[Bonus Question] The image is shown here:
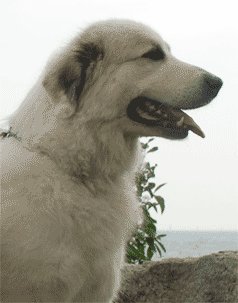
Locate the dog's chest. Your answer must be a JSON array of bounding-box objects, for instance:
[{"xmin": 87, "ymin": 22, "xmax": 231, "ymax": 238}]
[{"xmin": 63, "ymin": 178, "xmax": 142, "ymax": 244}]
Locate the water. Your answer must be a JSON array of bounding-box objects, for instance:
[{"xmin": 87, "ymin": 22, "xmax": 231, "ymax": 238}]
[{"xmin": 153, "ymin": 230, "xmax": 238, "ymax": 260}]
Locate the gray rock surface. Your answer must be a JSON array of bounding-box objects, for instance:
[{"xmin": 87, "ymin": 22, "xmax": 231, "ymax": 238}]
[{"xmin": 115, "ymin": 251, "xmax": 238, "ymax": 303}]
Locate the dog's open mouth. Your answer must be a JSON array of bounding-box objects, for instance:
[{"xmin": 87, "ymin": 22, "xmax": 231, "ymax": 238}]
[{"xmin": 127, "ymin": 97, "xmax": 205, "ymax": 139}]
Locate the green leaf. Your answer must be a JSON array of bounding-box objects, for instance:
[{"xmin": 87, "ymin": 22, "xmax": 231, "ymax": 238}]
[
  {"xmin": 157, "ymin": 234, "xmax": 167, "ymax": 239},
  {"xmin": 141, "ymin": 143, "xmax": 149, "ymax": 149},
  {"xmin": 145, "ymin": 222, "xmax": 156, "ymax": 237},
  {"xmin": 147, "ymin": 146, "xmax": 159, "ymax": 153},
  {"xmin": 147, "ymin": 246, "xmax": 153, "ymax": 259},
  {"xmin": 155, "ymin": 240, "xmax": 166, "ymax": 253},
  {"xmin": 145, "ymin": 162, "xmax": 151, "ymax": 169},
  {"xmin": 147, "ymin": 172, "xmax": 155, "ymax": 178},
  {"xmin": 154, "ymin": 183, "xmax": 167, "ymax": 192},
  {"xmin": 155, "ymin": 244, "xmax": 162, "ymax": 257},
  {"xmin": 147, "ymin": 182, "xmax": 155, "ymax": 189},
  {"xmin": 155, "ymin": 196, "xmax": 165, "ymax": 213},
  {"xmin": 129, "ymin": 244, "xmax": 146, "ymax": 259},
  {"xmin": 127, "ymin": 245, "xmax": 138, "ymax": 258},
  {"xmin": 143, "ymin": 209, "xmax": 157, "ymax": 224},
  {"xmin": 147, "ymin": 237, "xmax": 156, "ymax": 252},
  {"xmin": 148, "ymin": 203, "xmax": 158, "ymax": 212}
]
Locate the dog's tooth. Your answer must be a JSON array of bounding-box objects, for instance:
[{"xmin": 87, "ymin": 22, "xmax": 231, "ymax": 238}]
[
  {"xmin": 137, "ymin": 108, "xmax": 157, "ymax": 121},
  {"xmin": 176, "ymin": 116, "xmax": 184, "ymax": 127},
  {"xmin": 148, "ymin": 104, "xmax": 157, "ymax": 112}
]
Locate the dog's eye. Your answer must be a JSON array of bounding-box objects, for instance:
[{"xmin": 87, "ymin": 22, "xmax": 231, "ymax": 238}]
[{"xmin": 142, "ymin": 48, "xmax": 165, "ymax": 61}]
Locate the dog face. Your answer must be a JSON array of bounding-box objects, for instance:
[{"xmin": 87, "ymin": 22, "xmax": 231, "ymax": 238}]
[{"xmin": 43, "ymin": 20, "xmax": 223, "ymax": 140}]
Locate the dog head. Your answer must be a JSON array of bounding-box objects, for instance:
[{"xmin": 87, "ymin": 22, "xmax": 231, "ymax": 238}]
[{"xmin": 43, "ymin": 20, "xmax": 223, "ymax": 140}]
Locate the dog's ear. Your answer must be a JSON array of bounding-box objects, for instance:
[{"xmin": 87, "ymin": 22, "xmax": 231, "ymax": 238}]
[{"xmin": 43, "ymin": 43, "xmax": 104, "ymax": 106}]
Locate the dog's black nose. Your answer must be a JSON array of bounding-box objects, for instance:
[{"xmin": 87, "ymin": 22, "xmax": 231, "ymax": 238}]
[{"xmin": 204, "ymin": 75, "xmax": 223, "ymax": 98}]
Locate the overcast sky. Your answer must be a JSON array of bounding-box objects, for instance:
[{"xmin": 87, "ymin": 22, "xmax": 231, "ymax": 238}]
[{"xmin": 0, "ymin": 0, "xmax": 237, "ymax": 230}]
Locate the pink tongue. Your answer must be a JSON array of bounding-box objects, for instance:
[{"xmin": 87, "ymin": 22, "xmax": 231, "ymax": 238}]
[{"xmin": 170, "ymin": 108, "xmax": 205, "ymax": 138}]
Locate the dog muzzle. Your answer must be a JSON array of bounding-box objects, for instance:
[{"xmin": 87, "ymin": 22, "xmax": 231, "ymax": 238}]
[{"xmin": 127, "ymin": 96, "xmax": 205, "ymax": 138}]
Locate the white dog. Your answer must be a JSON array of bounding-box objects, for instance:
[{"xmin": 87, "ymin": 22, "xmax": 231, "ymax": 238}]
[{"xmin": 0, "ymin": 20, "xmax": 222, "ymax": 302}]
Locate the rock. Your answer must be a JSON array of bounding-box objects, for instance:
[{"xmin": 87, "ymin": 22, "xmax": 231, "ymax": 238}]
[{"xmin": 114, "ymin": 251, "xmax": 238, "ymax": 303}]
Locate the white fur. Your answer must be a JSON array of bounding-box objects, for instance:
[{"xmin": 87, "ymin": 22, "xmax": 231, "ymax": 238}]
[{"xmin": 0, "ymin": 20, "xmax": 221, "ymax": 302}]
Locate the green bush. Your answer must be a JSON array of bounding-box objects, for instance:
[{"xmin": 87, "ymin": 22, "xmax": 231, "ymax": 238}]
[{"xmin": 126, "ymin": 138, "xmax": 166, "ymax": 264}]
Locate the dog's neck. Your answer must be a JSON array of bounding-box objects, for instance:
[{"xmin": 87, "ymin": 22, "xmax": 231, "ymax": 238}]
[{"xmin": 10, "ymin": 82, "xmax": 142, "ymax": 190}]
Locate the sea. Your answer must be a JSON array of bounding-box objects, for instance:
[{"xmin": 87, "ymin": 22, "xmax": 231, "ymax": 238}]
[{"xmin": 153, "ymin": 230, "xmax": 238, "ymax": 260}]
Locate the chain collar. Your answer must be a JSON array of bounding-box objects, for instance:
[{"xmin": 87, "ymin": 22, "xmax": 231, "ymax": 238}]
[{"xmin": 0, "ymin": 127, "xmax": 21, "ymax": 141}]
